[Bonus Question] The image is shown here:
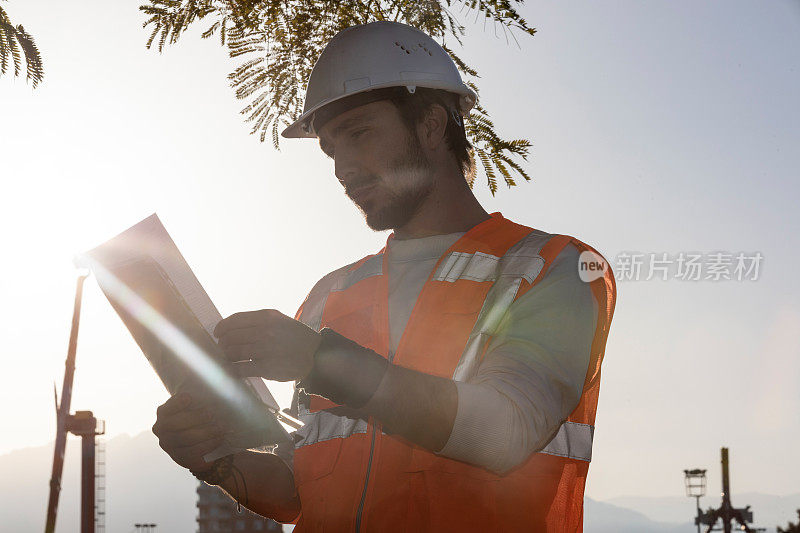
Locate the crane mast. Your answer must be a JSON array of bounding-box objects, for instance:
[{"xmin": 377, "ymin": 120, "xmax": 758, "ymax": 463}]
[{"xmin": 45, "ymin": 273, "xmax": 104, "ymax": 533}]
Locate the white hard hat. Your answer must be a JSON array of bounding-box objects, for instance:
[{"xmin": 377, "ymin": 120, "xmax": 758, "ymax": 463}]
[{"xmin": 282, "ymin": 21, "xmax": 478, "ymax": 139}]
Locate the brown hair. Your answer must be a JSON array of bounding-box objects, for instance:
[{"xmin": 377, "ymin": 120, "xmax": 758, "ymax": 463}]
[{"xmin": 389, "ymin": 88, "xmax": 474, "ymax": 179}]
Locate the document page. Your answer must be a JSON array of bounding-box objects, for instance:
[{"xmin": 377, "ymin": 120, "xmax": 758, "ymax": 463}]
[{"xmin": 81, "ymin": 214, "xmax": 292, "ymax": 459}]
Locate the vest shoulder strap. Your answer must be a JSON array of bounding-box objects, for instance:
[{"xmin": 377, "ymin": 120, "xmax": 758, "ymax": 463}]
[{"xmin": 294, "ymin": 258, "xmax": 364, "ymax": 330}]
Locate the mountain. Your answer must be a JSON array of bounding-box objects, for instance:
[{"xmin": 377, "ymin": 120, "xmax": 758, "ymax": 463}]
[
  {"xmin": 584, "ymin": 497, "xmax": 692, "ymax": 532},
  {"xmin": 0, "ymin": 431, "xmax": 196, "ymax": 532},
  {"xmin": 2, "ymin": 432, "xmax": 798, "ymax": 532},
  {"xmin": 603, "ymin": 493, "xmax": 800, "ymax": 533}
]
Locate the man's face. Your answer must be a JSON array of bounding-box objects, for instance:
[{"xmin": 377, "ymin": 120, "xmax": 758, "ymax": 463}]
[{"xmin": 317, "ymin": 100, "xmax": 434, "ymax": 231}]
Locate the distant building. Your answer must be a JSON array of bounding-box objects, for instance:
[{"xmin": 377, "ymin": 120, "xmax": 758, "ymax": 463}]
[{"xmin": 196, "ymin": 482, "xmax": 282, "ymax": 532}]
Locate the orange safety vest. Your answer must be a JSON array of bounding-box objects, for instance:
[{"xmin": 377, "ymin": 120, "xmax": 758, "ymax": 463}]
[{"xmin": 291, "ymin": 213, "xmax": 616, "ymax": 532}]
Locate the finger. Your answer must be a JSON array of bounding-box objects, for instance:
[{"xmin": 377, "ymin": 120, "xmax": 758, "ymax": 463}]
[
  {"xmin": 156, "ymin": 392, "xmax": 193, "ymax": 419},
  {"xmin": 218, "ymin": 326, "xmax": 261, "ymax": 348},
  {"xmin": 153, "ymin": 406, "xmax": 212, "ymax": 435},
  {"xmin": 157, "ymin": 422, "xmax": 226, "ymax": 449},
  {"xmin": 180, "ymin": 436, "xmax": 227, "ymax": 463},
  {"xmin": 220, "ymin": 342, "xmax": 259, "ymax": 362},
  {"xmin": 166, "ymin": 436, "xmax": 226, "ymax": 471},
  {"xmin": 214, "ymin": 309, "xmax": 282, "ymax": 337}
]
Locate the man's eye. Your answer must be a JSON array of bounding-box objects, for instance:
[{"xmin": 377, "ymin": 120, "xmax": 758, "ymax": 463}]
[{"xmin": 351, "ymin": 128, "xmax": 368, "ymax": 139}]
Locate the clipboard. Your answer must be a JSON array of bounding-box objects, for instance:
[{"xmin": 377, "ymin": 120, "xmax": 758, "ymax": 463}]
[{"xmin": 80, "ymin": 214, "xmax": 298, "ymax": 460}]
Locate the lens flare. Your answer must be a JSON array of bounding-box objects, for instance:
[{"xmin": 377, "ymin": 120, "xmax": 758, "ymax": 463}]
[{"xmin": 86, "ymin": 258, "xmax": 251, "ymax": 408}]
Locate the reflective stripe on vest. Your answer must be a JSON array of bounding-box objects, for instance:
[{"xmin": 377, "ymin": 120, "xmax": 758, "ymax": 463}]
[
  {"xmin": 294, "ymin": 414, "xmax": 594, "ymax": 463},
  {"xmin": 334, "ymin": 253, "xmax": 383, "ymax": 291},
  {"xmin": 539, "ymin": 420, "xmax": 594, "ymax": 462},
  {"xmin": 451, "ymin": 231, "xmax": 550, "ymax": 382},
  {"xmin": 432, "ymin": 251, "xmax": 500, "ymax": 282},
  {"xmin": 295, "ymin": 407, "xmax": 368, "ymax": 449}
]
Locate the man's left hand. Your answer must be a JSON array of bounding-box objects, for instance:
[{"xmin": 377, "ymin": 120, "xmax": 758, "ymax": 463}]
[{"xmin": 214, "ymin": 309, "xmax": 321, "ymax": 381}]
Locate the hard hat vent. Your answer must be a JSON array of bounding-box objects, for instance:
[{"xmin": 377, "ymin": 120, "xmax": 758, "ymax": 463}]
[{"xmin": 393, "ymin": 41, "xmax": 432, "ymax": 56}]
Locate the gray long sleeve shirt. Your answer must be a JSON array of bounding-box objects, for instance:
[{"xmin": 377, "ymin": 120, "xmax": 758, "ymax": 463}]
[{"xmin": 386, "ymin": 231, "xmax": 597, "ymax": 473}]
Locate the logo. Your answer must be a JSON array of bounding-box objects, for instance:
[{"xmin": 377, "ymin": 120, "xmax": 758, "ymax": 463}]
[{"xmin": 578, "ymin": 250, "xmax": 607, "ymax": 283}]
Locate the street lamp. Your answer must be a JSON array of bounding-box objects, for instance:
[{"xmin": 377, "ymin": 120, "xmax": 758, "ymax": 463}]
[{"xmin": 684, "ymin": 468, "xmax": 707, "ymax": 533}]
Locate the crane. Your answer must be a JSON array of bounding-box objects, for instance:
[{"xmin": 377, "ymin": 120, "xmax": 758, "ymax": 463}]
[{"xmin": 45, "ymin": 273, "xmax": 105, "ymax": 533}]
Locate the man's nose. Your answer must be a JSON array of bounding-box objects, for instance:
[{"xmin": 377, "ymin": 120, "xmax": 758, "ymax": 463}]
[{"xmin": 334, "ymin": 148, "xmax": 359, "ymax": 187}]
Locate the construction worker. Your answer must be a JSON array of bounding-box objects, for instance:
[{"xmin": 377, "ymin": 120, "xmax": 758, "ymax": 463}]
[{"xmin": 152, "ymin": 21, "xmax": 616, "ymax": 531}]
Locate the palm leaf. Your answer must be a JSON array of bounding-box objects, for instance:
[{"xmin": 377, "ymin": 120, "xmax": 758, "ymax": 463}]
[
  {"xmin": 14, "ymin": 25, "xmax": 44, "ymax": 87},
  {"xmin": 0, "ymin": 4, "xmax": 44, "ymax": 87},
  {"xmin": 139, "ymin": 0, "xmax": 536, "ymax": 193}
]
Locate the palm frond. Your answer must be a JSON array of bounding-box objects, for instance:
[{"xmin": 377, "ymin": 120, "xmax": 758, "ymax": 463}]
[
  {"xmin": 14, "ymin": 24, "xmax": 44, "ymax": 87},
  {"xmin": 0, "ymin": 4, "xmax": 44, "ymax": 87},
  {"xmin": 138, "ymin": 0, "xmax": 536, "ymax": 193}
]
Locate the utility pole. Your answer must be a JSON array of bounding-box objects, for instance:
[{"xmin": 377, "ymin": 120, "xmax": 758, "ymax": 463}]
[{"xmin": 693, "ymin": 447, "xmax": 760, "ymax": 532}]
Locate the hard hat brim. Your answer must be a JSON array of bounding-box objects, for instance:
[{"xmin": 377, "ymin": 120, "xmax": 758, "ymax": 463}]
[{"xmin": 281, "ymin": 80, "xmax": 477, "ymax": 139}]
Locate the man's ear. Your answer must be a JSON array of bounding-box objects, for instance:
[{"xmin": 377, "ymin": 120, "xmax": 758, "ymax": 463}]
[{"xmin": 418, "ymin": 104, "xmax": 448, "ymax": 151}]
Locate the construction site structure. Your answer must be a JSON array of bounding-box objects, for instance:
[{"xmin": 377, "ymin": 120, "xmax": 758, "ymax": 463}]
[
  {"xmin": 66, "ymin": 411, "xmax": 105, "ymax": 532},
  {"xmin": 695, "ymin": 447, "xmax": 764, "ymax": 532},
  {"xmin": 45, "ymin": 273, "xmax": 106, "ymax": 533},
  {"xmin": 95, "ymin": 438, "xmax": 106, "ymax": 533}
]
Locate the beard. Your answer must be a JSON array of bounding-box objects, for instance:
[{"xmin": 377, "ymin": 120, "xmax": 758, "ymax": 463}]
[{"xmin": 348, "ymin": 131, "xmax": 434, "ymax": 232}]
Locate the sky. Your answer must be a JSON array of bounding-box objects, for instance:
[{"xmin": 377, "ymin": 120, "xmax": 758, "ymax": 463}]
[{"xmin": 1, "ymin": 0, "xmax": 798, "ymax": 504}]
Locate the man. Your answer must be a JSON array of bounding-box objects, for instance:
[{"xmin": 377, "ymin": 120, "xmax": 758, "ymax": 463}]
[{"xmin": 152, "ymin": 21, "xmax": 616, "ymax": 531}]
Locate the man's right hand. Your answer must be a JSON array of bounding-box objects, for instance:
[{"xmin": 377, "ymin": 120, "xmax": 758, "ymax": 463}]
[{"xmin": 152, "ymin": 392, "xmax": 226, "ymax": 473}]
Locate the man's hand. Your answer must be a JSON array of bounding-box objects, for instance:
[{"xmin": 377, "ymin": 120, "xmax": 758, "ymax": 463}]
[
  {"xmin": 215, "ymin": 309, "xmax": 322, "ymax": 382},
  {"xmin": 154, "ymin": 393, "xmax": 301, "ymax": 522},
  {"xmin": 152, "ymin": 392, "xmax": 226, "ymax": 472}
]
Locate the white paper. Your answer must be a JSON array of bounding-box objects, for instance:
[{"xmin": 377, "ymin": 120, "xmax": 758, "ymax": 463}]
[{"xmin": 80, "ymin": 214, "xmax": 290, "ymax": 458}]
